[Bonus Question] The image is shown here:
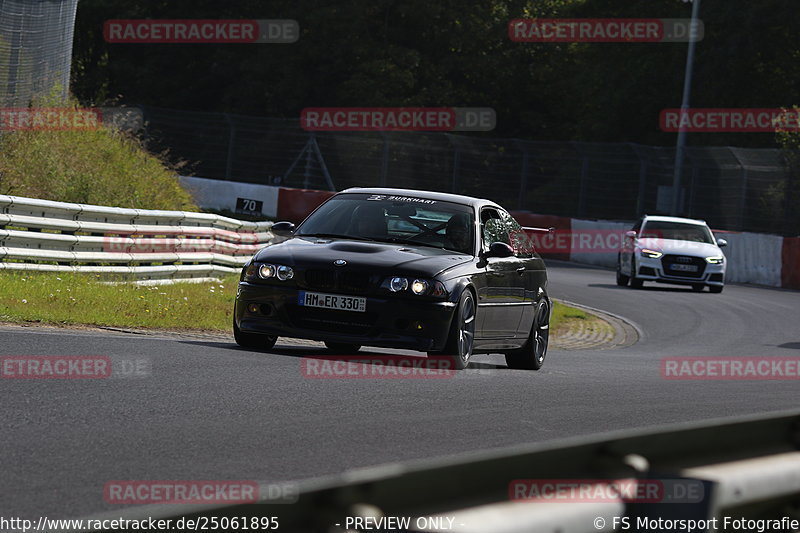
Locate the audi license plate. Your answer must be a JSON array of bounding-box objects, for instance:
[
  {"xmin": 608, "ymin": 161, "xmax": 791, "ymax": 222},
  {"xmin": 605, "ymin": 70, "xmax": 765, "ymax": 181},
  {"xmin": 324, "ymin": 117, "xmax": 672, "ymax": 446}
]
[
  {"xmin": 298, "ymin": 291, "xmax": 366, "ymax": 312},
  {"xmin": 670, "ymin": 264, "xmax": 698, "ymax": 272}
]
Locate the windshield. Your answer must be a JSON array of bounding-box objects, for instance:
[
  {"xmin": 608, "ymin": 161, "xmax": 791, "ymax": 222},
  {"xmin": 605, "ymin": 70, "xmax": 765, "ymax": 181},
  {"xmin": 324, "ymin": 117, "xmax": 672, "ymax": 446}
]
[
  {"xmin": 640, "ymin": 221, "xmax": 715, "ymax": 244},
  {"xmin": 297, "ymin": 193, "xmax": 475, "ymax": 254}
]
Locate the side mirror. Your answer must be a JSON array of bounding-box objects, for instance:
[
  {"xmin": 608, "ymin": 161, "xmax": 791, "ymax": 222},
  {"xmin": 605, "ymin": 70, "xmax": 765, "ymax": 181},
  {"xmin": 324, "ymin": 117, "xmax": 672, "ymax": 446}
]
[
  {"xmin": 625, "ymin": 230, "xmax": 637, "ymax": 240},
  {"xmin": 485, "ymin": 241, "xmax": 515, "ymax": 258},
  {"xmin": 271, "ymin": 221, "xmax": 296, "ymax": 237},
  {"xmin": 716, "ymin": 238, "xmax": 728, "ymax": 248}
]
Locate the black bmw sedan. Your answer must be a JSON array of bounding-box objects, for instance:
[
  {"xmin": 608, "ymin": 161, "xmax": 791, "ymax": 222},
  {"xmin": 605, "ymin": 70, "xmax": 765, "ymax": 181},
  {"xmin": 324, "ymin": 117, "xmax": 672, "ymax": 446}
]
[{"xmin": 234, "ymin": 188, "xmax": 551, "ymax": 370}]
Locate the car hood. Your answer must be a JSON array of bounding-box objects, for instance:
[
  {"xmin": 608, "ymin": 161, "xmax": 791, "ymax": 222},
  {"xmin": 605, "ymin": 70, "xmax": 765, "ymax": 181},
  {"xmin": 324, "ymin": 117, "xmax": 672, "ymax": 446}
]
[
  {"xmin": 638, "ymin": 238, "xmax": 722, "ymax": 257},
  {"xmin": 253, "ymin": 237, "xmax": 472, "ymax": 277}
]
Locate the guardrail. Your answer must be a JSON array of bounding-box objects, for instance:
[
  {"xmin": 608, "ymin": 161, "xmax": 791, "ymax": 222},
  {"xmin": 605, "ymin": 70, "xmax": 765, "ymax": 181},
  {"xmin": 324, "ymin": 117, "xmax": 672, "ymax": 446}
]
[
  {"xmin": 73, "ymin": 410, "xmax": 800, "ymax": 532},
  {"xmin": 0, "ymin": 195, "xmax": 273, "ymax": 282}
]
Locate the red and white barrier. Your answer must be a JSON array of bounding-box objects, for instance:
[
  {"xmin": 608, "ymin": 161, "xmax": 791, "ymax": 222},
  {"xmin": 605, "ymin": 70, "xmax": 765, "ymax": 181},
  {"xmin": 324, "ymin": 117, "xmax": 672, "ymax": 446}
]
[
  {"xmin": 179, "ymin": 177, "xmax": 334, "ymax": 222},
  {"xmin": 178, "ymin": 178, "xmax": 800, "ymax": 290},
  {"xmin": 511, "ymin": 211, "xmax": 798, "ymax": 290}
]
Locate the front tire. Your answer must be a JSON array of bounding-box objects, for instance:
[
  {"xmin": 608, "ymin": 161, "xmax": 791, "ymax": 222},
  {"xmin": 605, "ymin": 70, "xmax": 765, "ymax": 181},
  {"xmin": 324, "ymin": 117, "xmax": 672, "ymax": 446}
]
[
  {"xmin": 629, "ymin": 258, "xmax": 644, "ymax": 289},
  {"xmin": 233, "ymin": 315, "xmax": 278, "ymax": 350},
  {"xmin": 616, "ymin": 255, "xmax": 630, "ymax": 286},
  {"xmin": 505, "ymin": 299, "xmax": 550, "ymax": 370},
  {"xmin": 429, "ymin": 289, "xmax": 476, "ymax": 370}
]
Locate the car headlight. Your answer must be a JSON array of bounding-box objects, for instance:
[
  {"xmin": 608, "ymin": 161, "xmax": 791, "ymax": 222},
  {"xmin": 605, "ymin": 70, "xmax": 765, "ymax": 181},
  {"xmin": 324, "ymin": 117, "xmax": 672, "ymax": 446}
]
[
  {"xmin": 259, "ymin": 264, "xmax": 276, "ymax": 279},
  {"xmin": 389, "ymin": 277, "xmax": 409, "ymax": 292},
  {"xmin": 277, "ymin": 265, "xmax": 294, "ymax": 280},
  {"xmin": 705, "ymin": 256, "xmax": 724, "ymax": 264},
  {"xmin": 411, "ymin": 279, "xmax": 429, "ymax": 295},
  {"xmin": 383, "ymin": 277, "xmax": 447, "ymax": 297},
  {"xmin": 640, "ymin": 249, "xmax": 663, "ymax": 259}
]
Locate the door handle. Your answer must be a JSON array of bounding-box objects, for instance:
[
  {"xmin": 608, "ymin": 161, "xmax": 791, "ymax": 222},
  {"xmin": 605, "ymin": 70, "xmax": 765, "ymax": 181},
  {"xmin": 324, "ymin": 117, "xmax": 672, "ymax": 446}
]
[{"xmin": 516, "ymin": 267, "xmax": 526, "ymax": 275}]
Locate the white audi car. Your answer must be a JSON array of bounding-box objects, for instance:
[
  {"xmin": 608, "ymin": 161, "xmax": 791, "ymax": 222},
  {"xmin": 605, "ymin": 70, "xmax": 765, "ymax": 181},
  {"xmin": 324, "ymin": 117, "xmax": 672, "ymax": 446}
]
[{"xmin": 617, "ymin": 215, "xmax": 727, "ymax": 293}]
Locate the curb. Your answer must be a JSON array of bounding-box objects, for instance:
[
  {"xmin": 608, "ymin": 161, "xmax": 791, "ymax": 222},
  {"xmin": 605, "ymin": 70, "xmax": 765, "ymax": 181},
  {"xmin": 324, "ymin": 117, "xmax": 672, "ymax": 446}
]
[{"xmin": 553, "ymin": 299, "xmax": 641, "ymax": 350}]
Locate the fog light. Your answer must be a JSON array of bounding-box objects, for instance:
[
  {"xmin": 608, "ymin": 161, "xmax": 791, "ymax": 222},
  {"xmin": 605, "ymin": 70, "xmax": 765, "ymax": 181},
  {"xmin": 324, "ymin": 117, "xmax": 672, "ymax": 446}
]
[
  {"xmin": 412, "ymin": 320, "xmax": 424, "ymax": 331},
  {"xmin": 259, "ymin": 264, "xmax": 276, "ymax": 278},
  {"xmin": 390, "ymin": 277, "xmax": 408, "ymax": 292},
  {"xmin": 411, "ymin": 279, "xmax": 428, "ymax": 295},
  {"xmin": 277, "ymin": 265, "xmax": 294, "ymax": 280},
  {"xmin": 247, "ymin": 303, "xmax": 260, "ymax": 313}
]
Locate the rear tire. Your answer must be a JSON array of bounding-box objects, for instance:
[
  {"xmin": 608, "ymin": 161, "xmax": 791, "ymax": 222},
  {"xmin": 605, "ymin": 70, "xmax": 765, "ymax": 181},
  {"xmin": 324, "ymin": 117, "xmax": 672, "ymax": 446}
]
[
  {"xmin": 233, "ymin": 317, "xmax": 278, "ymax": 350},
  {"xmin": 709, "ymin": 285, "xmax": 724, "ymax": 293},
  {"xmin": 428, "ymin": 289, "xmax": 475, "ymax": 370},
  {"xmin": 505, "ymin": 299, "xmax": 550, "ymax": 370},
  {"xmin": 324, "ymin": 342, "xmax": 361, "ymax": 353}
]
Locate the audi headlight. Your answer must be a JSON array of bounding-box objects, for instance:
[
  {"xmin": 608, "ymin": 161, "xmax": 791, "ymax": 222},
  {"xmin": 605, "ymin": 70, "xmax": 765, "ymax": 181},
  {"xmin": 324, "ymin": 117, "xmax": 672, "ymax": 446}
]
[
  {"xmin": 705, "ymin": 256, "xmax": 724, "ymax": 264},
  {"xmin": 258, "ymin": 264, "xmax": 276, "ymax": 279},
  {"xmin": 640, "ymin": 249, "xmax": 663, "ymax": 259},
  {"xmin": 277, "ymin": 265, "xmax": 294, "ymax": 280},
  {"xmin": 411, "ymin": 279, "xmax": 429, "ymax": 295},
  {"xmin": 389, "ymin": 277, "xmax": 409, "ymax": 292}
]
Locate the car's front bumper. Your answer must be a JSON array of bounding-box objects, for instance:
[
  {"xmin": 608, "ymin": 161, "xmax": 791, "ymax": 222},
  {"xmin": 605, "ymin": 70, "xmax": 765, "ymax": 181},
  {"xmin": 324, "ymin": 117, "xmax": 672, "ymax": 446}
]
[
  {"xmin": 235, "ymin": 282, "xmax": 457, "ymax": 352},
  {"xmin": 636, "ymin": 254, "xmax": 725, "ymax": 286}
]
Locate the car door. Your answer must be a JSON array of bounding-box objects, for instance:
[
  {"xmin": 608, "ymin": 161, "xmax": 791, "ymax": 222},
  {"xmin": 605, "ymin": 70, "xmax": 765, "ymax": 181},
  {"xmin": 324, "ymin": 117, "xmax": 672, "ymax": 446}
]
[
  {"xmin": 477, "ymin": 207, "xmax": 525, "ymax": 338},
  {"xmin": 502, "ymin": 209, "xmax": 545, "ymax": 338}
]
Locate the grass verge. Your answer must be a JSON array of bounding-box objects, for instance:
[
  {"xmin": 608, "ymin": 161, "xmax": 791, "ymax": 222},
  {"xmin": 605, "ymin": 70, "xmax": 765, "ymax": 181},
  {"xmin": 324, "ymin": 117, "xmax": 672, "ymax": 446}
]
[
  {"xmin": 0, "ymin": 272, "xmax": 237, "ymax": 331},
  {"xmin": 0, "ymin": 272, "xmax": 594, "ymax": 335}
]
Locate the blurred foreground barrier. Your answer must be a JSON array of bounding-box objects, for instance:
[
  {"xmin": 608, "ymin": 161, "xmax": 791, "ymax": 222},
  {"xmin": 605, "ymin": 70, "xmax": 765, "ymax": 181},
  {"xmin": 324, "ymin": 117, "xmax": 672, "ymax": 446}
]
[
  {"xmin": 74, "ymin": 409, "xmax": 800, "ymax": 532},
  {"xmin": 0, "ymin": 195, "xmax": 272, "ymax": 282}
]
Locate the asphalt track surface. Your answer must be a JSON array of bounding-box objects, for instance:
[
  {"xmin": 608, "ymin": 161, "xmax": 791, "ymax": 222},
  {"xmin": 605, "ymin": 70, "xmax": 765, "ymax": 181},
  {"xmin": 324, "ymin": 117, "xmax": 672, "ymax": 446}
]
[{"xmin": 2, "ymin": 261, "xmax": 799, "ymax": 520}]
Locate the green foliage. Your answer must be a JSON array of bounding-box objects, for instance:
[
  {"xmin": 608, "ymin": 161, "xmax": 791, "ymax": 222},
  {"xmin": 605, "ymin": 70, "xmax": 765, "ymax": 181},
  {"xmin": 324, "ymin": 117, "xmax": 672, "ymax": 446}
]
[
  {"xmin": 776, "ymin": 108, "xmax": 800, "ymax": 235},
  {"xmin": 0, "ymin": 96, "xmax": 196, "ymax": 210},
  {"xmin": 70, "ymin": 0, "xmax": 800, "ymax": 147}
]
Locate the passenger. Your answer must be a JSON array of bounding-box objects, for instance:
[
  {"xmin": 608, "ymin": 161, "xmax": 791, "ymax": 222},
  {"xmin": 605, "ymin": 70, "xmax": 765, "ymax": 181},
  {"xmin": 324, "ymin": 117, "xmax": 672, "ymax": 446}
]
[{"xmin": 446, "ymin": 213, "xmax": 471, "ymax": 253}]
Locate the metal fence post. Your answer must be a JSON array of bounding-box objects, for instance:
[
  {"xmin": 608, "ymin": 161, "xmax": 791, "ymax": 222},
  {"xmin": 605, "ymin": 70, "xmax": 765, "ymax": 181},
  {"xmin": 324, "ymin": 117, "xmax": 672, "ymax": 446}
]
[
  {"xmin": 729, "ymin": 148, "xmax": 749, "ymax": 231},
  {"xmin": 380, "ymin": 134, "xmax": 390, "ymax": 187},
  {"xmin": 451, "ymin": 149, "xmax": 461, "ymax": 194},
  {"xmin": 224, "ymin": 113, "xmax": 236, "ymax": 180},
  {"xmin": 517, "ymin": 142, "xmax": 530, "ymax": 210},
  {"xmin": 571, "ymin": 142, "xmax": 589, "ymax": 217},
  {"xmin": 631, "ymin": 144, "xmax": 647, "ymax": 216}
]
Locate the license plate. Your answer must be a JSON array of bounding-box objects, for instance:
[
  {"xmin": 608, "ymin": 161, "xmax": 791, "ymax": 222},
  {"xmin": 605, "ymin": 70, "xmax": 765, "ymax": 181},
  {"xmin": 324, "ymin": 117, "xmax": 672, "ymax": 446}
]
[
  {"xmin": 298, "ymin": 291, "xmax": 366, "ymax": 312},
  {"xmin": 670, "ymin": 264, "xmax": 698, "ymax": 272}
]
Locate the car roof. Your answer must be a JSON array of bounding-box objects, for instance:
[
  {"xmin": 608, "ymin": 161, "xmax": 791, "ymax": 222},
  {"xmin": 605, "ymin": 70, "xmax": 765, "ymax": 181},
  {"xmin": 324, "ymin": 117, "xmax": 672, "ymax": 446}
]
[
  {"xmin": 642, "ymin": 215, "xmax": 708, "ymax": 226},
  {"xmin": 339, "ymin": 187, "xmax": 496, "ymax": 209}
]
